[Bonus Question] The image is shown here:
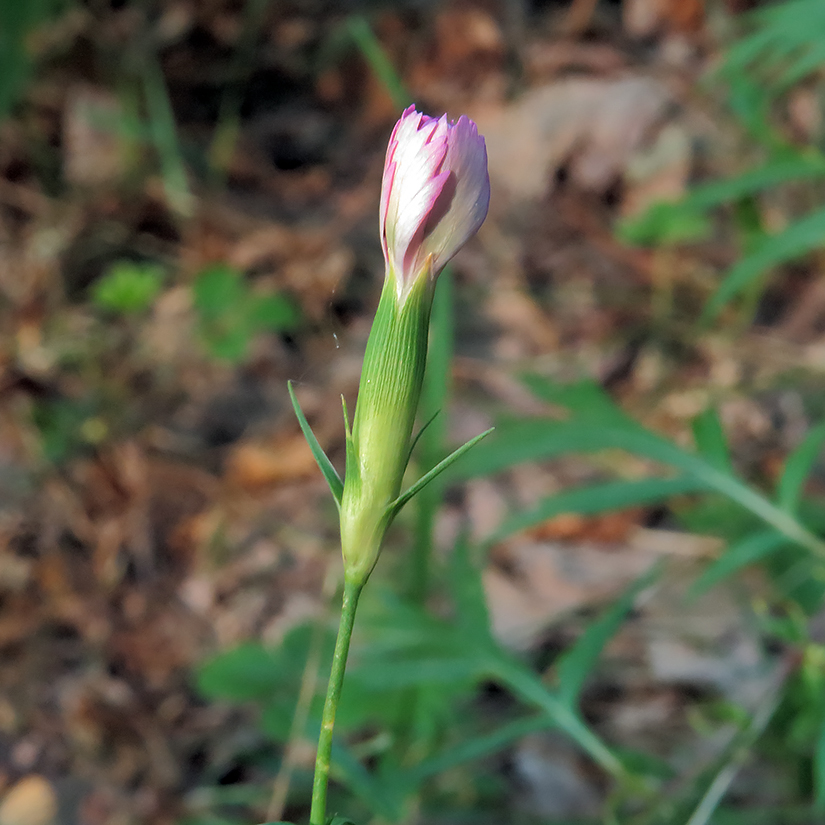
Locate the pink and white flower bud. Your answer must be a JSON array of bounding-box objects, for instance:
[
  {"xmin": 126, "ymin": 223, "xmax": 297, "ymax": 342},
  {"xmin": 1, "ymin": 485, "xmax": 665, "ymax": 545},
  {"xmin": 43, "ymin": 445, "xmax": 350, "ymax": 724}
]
[{"xmin": 380, "ymin": 105, "xmax": 490, "ymax": 300}]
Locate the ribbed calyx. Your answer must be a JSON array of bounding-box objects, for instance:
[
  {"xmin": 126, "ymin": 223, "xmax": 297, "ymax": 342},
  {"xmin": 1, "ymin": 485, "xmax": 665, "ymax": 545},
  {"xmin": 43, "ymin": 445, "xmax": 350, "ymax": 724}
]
[{"xmin": 339, "ymin": 266, "xmax": 433, "ymax": 585}]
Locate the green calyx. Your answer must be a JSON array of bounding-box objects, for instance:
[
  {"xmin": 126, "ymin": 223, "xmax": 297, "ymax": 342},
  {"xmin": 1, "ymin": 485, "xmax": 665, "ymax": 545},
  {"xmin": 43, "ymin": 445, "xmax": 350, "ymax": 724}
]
[
  {"xmin": 289, "ymin": 264, "xmax": 493, "ymax": 588},
  {"xmin": 339, "ymin": 266, "xmax": 433, "ymax": 585}
]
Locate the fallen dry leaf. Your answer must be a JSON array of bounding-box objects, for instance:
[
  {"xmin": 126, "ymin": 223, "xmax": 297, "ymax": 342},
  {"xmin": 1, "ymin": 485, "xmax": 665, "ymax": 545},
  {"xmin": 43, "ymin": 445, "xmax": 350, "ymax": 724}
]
[
  {"xmin": 226, "ymin": 433, "xmax": 319, "ymax": 489},
  {"xmin": 484, "ymin": 538, "xmax": 659, "ymax": 649},
  {"xmin": 473, "ymin": 77, "xmax": 672, "ymax": 202},
  {"xmin": 623, "ymin": 0, "xmax": 705, "ymax": 37}
]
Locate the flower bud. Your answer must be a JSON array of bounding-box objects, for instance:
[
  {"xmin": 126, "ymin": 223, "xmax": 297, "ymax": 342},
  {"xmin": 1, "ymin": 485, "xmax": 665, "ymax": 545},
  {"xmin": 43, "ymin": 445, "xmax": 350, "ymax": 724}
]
[
  {"xmin": 380, "ymin": 105, "xmax": 490, "ymax": 301},
  {"xmin": 339, "ymin": 107, "xmax": 489, "ymax": 585}
]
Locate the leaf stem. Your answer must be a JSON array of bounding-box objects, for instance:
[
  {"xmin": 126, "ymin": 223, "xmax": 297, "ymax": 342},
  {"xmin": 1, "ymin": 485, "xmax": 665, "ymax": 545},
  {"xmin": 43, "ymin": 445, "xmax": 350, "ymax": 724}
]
[{"xmin": 310, "ymin": 578, "xmax": 363, "ymax": 825}]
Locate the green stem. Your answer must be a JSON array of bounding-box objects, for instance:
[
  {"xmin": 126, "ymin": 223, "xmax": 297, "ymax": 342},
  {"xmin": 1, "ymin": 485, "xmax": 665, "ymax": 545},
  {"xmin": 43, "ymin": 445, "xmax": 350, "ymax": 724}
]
[{"xmin": 310, "ymin": 578, "xmax": 363, "ymax": 825}]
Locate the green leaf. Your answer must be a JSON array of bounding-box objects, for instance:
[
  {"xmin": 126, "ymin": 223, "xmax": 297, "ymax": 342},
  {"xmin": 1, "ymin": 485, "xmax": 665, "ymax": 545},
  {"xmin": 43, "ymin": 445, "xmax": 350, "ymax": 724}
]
[
  {"xmin": 490, "ymin": 655, "xmax": 625, "ymax": 777},
  {"xmin": 197, "ymin": 642, "xmax": 284, "ymax": 701},
  {"xmin": 692, "ymin": 408, "xmax": 734, "ymax": 474},
  {"xmin": 249, "ymin": 293, "xmax": 300, "ymax": 331},
  {"xmin": 777, "ymin": 422, "xmax": 825, "ymax": 514},
  {"xmin": 193, "ymin": 265, "xmax": 253, "ymax": 361},
  {"xmin": 346, "ymin": 15, "xmax": 411, "ymax": 110},
  {"xmin": 330, "ymin": 742, "xmax": 401, "ymax": 822},
  {"xmin": 683, "ymin": 154, "xmax": 825, "ymax": 210},
  {"xmin": 92, "ymin": 261, "xmax": 163, "ymax": 314},
  {"xmin": 143, "ymin": 56, "xmax": 192, "ymax": 215},
  {"xmin": 193, "ymin": 265, "xmax": 245, "ymax": 319},
  {"xmin": 449, "ymin": 535, "xmax": 494, "ymax": 648},
  {"xmin": 688, "ymin": 530, "xmax": 789, "ymax": 598},
  {"xmin": 408, "ymin": 714, "xmax": 554, "ymax": 784},
  {"xmin": 703, "ymin": 205, "xmax": 825, "ymax": 322},
  {"xmin": 618, "ymin": 201, "xmax": 711, "ymax": 247},
  {"xmin": 354, "ymin": 657, "xmax": 479, "ymax": 690},
  {"xmin": 619, "ymin": 154, "xmax": 825, "ymax": 249},
  {"xmin": 288, "ymin": 381, "xmax": 344, "ymax": 505},
  {"xmin": 455, "ymin": 379, "xmax": 825, "ymax": 559},
  {"xmin": 490, "ymin": 476, "xmax": 707, "ymax": 544},
  {"xmin": 386, "ymin": 428, "xmax": 494, "ymax": 521},
  {"xmin": 557, "ymin": 565, "xmax": 660, "ymax": 707},
  {"xmin": 724, "ymin": 0, "xmax": 825, "ymax": 92},
  {"xmin": 814, "ymin": 711, "xmax": 825, "ymax": 811},
  {"xmin": 522, "ymin": 375, "xmax": 634, "ymax": 423},
  {"xmin": 198, "ymin": 625, "xmax": 332, "ymax": 703}
]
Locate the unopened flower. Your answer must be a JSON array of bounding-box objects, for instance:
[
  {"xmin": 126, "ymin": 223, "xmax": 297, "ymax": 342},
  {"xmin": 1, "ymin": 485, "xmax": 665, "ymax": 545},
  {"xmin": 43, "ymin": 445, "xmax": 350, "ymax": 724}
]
[
  {"xmin": 380, "ymin": 105, "xmax": 490, "ymax": 301},
  {"xmin": 337, "ymin": 107, "xmax": 490, "ymax": 586}
]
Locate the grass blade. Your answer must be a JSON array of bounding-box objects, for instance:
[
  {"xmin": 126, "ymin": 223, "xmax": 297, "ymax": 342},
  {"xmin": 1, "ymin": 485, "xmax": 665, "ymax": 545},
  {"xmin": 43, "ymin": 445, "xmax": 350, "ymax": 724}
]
[
  {"xmin": 490, "ymin": 476, "xmax": 706, "ymax": 544},
  {"xmin": 777, "ymin": 422, "xmax": 825, "ymax": 515},
  {"xmin": 703, "ymin": 205, "xmax": 825, "ymax": 322},
  {"xmin": 692, "ymin": 408, "xmax": 734, "ymax": 474},
  {"xmin": 688, "ymin": 530, "xmax": 789, "ymax": 597},
  {"xmin": 557, "ymin": 565, "xmax": 660, "ymax": 707},
  {"xmin": 143, "ymin": 57, "xmax": 192, "ymax": 216}
]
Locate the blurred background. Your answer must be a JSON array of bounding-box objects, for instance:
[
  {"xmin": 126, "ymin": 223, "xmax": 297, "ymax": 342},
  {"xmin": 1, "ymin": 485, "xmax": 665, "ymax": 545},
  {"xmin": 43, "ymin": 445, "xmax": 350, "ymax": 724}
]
[{"xmin": 2, "ymin": 1, "xmax": 825, "ymax": 824}]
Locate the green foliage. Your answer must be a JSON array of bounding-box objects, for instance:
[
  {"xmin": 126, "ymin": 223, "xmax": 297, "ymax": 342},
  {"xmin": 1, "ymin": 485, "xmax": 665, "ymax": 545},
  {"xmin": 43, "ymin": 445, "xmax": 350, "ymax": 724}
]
[
  {"xmin": 197, "ymin": 537, "xmax": 645, "ymax": 821},
  {"xmin": 92, "ymin": 261, "xmax": 164, "ymax": 315},
  {"xmin": 455, "ymin": 377, "xmax": 825, "ymax": 559},
  {"xmin": 724, "ymin": 0, "xmax": 825, "ymax": 94},
  {"xmin": 192, "ymin": 264, "xmax": 300, "ymax": 362},
  {"xmin": 31, "ymin": 397, "xmax": 108, "ymax": 463},
  {"xmin": 0, "ymin": 0, "xmax": 69, "ymax": 121},
  {"xmin": 621, "ymin": 0, "xmax": 825, "ymax": 322},
  {"xmin": 197, "ymin": 369, "xmax": 825, "ymax": 822}
]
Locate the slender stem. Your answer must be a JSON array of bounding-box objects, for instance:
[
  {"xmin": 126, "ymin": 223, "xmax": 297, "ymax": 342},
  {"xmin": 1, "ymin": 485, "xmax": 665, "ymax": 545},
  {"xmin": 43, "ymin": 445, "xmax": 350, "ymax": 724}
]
[{"xmin": 310, "ymin": 578, "xmax": 363, "ymax": 825}]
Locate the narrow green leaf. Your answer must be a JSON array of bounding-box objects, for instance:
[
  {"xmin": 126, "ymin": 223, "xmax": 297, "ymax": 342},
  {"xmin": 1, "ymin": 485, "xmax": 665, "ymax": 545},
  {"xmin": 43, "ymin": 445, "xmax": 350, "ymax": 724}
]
[
  {"xmin": 557, "ymin": 565, "xmax": 660, "ymax": 707},
  {"xmin": 386, "ymin": 428, "xmax": 494, "ymax": 520},
  {"xmin": 490, "ymin": 476, "xmax": 707, "ymax": 544},
  {"xmin": 703, "ymin": 205, "xmax": 825, "ymax": 322},
  {"xmin": 452, "ymin": 380, "xmax": 825, "ymax": 558},
  {"xmin": 197, "ymin": 642, "xmax": 283, "ymax": 701},
  {"xmin": 689, "ymin": 531, "xmax": 789, "ymax": 598},
  {"xmin": 684, "ymin": 155, "xmax": 825, "ymax": 211},
  {"xmin": 692, "ymin": 408, "xmax": 734, "ymax": 474},
  {"xmin": 331, "ymin": 743, "xmax": 400, "ymax": 822},
  {"xmin": 405, "ymin": 409, "xmax": 440, "ymax": 470},
  {"xmin": 814, "ymin": 713, "xmax": 825, "ymax": 811},
  {"xmin": 777, "ymin": 422, "xmax": 825, "ymax": 514},
  {"xmin": 346, "ymin": 15, "xmax": 411, "ymax": 110},
  {"xmin": 354, "ymin": 657, "xmax": 479, "ymax": 689},
  {"xmin": 450, "ymin": 534, "xmax": 494, "ymax": 647},
  {"xmin": 522, "ymin": 375, "xmax": 633, "ymax": 424},
  {"xmin": 287, "ymin": 381, "xmax": 343, "ymax": 505},
  {"xmin": 143, "ymin": 57, "xmax": 192, "ymax": 216},
  {"xmin": 683, "ymin": 665, "xmax": 787, "ymax": 825},
  {"xmin": 490, "ymin": 655, "xmax": 624, "ymax": 777},
  {"xmin": 408, "ymin": 714, "xmax": 553, "ymax": 784}
]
